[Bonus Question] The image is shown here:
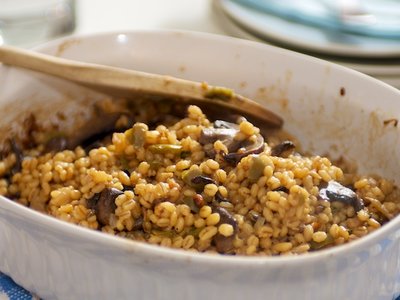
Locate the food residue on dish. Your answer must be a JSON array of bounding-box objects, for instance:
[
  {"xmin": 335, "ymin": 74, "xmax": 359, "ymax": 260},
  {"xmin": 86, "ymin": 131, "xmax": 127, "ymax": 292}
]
[{"xmin": 383, "ymin": 118, "xmax": 398, "ymax": 128}]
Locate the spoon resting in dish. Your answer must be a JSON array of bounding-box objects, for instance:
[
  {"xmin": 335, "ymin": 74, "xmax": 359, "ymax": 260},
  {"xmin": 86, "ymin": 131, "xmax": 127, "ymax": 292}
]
[{"xmin": 0, "ymin": 44, "xmax": 283, "ymax": 128}]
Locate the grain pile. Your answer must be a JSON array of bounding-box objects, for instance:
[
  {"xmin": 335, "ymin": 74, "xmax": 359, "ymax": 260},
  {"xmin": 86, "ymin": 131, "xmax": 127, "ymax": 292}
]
[{"xmin": 0, "ymin": 103, "xmax": 398, "ymax": 256}]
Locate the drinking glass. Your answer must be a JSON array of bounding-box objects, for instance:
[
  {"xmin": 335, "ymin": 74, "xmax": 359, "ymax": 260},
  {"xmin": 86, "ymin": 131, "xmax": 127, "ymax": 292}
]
[{"xmin": 0, "ymin": 0, "xmax": 76, "ymax": 47}]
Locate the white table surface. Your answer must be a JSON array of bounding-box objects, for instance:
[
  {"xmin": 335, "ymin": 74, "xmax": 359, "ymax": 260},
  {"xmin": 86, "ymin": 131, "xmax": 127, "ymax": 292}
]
[
  {"xmin": 74, "ymin": 0, "xmax": 400, "ymax": 89},
  {"xmin": 75, "ymin": 0, "xmax": 224, "ymax": 36}
]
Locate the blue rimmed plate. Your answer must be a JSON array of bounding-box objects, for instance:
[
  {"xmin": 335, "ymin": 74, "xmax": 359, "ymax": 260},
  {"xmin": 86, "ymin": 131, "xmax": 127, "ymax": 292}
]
[{"xmin": 218, "ymin": 0, "xmax": 400, "ymax": 58}]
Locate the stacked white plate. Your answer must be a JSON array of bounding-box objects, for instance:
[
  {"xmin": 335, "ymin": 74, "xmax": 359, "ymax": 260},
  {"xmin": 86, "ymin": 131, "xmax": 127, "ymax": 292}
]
[{"xmin": 213, "ymin": 0, "xmax": 400, "ymax": 88}]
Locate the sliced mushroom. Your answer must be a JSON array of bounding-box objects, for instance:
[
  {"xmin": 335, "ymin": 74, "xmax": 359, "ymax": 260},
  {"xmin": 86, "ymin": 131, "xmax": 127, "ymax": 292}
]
[
  {"xmin": 215, "ymin": 191, "xmax": 229, "ymax": 203},
  {"xmin": 182, "ymin": 169, "xmax": 203, "ymax": 189},
  {"xmin": 88, "ymin": 188, "xmax": 123, "ymax": 226},
  {"xmin": 152, "ymin": 197, "xmax": 169, "ymax": 207},
  {"xmin": 199, "ymin": 120, "xmax": 238, "ymax": 157},
  {"xmin": 211, "ymin": 202, "xmax": 238, "ymax": 254},
  {"xmin": 247, "ymin": 210, "xmax": 261, "ymax": 223},
  {"xmin": 191, "ymin": 175, "xmax": 216, "ymax": 186},
  {"xmin": 273, "ymin": 186, "xmax": 289, "ymax": 193},
  {"xmin": 132, "ymin": 216, "xmax": 144, "ymax": 231},
  {"xmin": 214, "ymin": 120, "xmax": 239, "ymax": 130},
  {"xmin": 184, "ymin": 172, "xmax": 217, "ymax": 193},
  {"xmin": 318, "ymin": 180, "xmax": 364, "ymax": 212},
  {"xmin": 199, "ymin": 128, "xmax": 238, "ymax": 145},
  {"xmin": 200, "ymin": 120, "xmax": 265, "ymax": 165},
  {"xmin": 223, "ymin": 134, "xmax": 265, "ymax": 165},
  {"xmin": 271, "ymin": 141, "xmax": 295, "ymax": 157}
]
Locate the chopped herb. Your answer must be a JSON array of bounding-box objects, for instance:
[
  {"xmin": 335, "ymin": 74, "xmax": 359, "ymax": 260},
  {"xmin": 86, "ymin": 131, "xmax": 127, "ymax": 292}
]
[
  {"xmin": 182, "ymin": 169, "xmax": 202, "ymax": 189},
  {"xmin": 183, "ymin": 196, "xmax": 200, "ymax": 213},
  {"xmin": 180, "ymin": 151, "xmax": 191, "ymax": 159},
  {"xmin": 185, "ymin": 227, "xmax": 203, "ymax": 238},
  {"xmin": 152, "ymin": 229, "xmax": 176, "ymax": 238},
  {"xmin": 248, "ymin": 155, "xmax": 266, "ymax": 183},
  {"xmin": 148, "ymin": 144, "xmax": 182, "ymax": 154},
  {"xmin": 205, "ymin": 87, "xmax": 234, "ymax": 100},
  {"xmin": 125, "ymin": 124, "xmax": 146, "ymax": 147},
  {"xmin": 310, "ymin": 234, "xmax": 335, "ymax": 250}
]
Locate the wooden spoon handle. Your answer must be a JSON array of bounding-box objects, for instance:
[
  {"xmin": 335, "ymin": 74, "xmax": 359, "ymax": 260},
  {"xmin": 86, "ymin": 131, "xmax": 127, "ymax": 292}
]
[
  {"xmin": 0, "ymin": 44, "xmax": 283, "ymax": 128},
  {"xmin": 0, "ymin": 45, "xmax": 206, "ymax": 97}
]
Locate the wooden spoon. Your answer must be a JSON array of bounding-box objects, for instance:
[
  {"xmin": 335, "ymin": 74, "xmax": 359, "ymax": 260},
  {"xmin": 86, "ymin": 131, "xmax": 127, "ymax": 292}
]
[{"xmin": 0, "ymin": 45, "xmax": 283, "ymax": 128}]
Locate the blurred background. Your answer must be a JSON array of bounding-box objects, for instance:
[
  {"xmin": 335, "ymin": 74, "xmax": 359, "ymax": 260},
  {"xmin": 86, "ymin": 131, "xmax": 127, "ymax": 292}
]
[
  {"xmin": 0, "ymin": 0, "xmax": 400, "ymax": 298},
  {"xmin": 0, "ymin": 0, "xmax": 399, "ymax": 88}
]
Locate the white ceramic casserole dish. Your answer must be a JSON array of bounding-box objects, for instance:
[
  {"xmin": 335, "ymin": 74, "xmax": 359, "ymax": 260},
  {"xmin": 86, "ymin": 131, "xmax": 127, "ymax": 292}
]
[{"xmin": 0, "ymin": 30, "xmax": 399, "ymax": 300}]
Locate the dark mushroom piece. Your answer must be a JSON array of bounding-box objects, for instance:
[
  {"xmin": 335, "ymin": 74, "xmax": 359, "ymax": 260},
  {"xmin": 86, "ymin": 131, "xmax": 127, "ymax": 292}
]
[
  {"xmin": 215, "ymin": 191, "xmax": 229, "ymax": 203},
  {"xmin": 201, "ymin": 120, "xmax": 239, "ymax": 140},
  {"xmin": 318, "ymin": 180, "xmax": 364, "ymax": 212},
  {"xmin": 200, "ymin": 128, "xmax": 238, "ymax": 145},
  {"xmin": 87, "ymin": 187, "xmax": 123, "ymax": 226},
  {"xmin": 211, "ymin": 202, "xmax": 238, "ymax": 254},
  {"xmin": 214, "ymin": 120, "xmax": 240, "ymax": 130},
  {"xmin": 199, "ymin": 120, "xmax": 265, "ymax": 165},
  {"xmin": 247, "ymin": 210, "xmax": 262, "ymax": 223},
  {"xmin": 122, "ymin": 184, "xmax": 135, "ymax": 191},
  {"xmin": 182, "ymin": 170, "xmax": 217, "ymax": 193},
  {"xmin": 223, "ymin": 134, "xmax": 265, "ymax": 165},
  {"xmin": 182, "ymin": 171, "xmax": 230, "ymax": 204},
  {"xmin": 182, "ymin": 169, "xmax": 203, "ymax": 189},
  {"xmin": 191, "ymin": 175, "xmax": 216, "ymax": 186},
  {"xmin": 199, "ymin": 120, "xmax": 239, "ymax": 155},
  {"xmin": 271, "ymin": 141, "xmax": 295, "ymax": 157},
  {"xmin": 199, "ymin": 121, "xmax": 238, "ymax": 158},
  {"xmin": 273, "ymin": 186, "xmax": 289, "ymax": 193},
  {"xmin": 152, "ymin": 197, "xmax": 169, "ymax": 207},
  {"xmin": 132, "ymin": 216, "xmax": 144, "ymax": 231}
]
